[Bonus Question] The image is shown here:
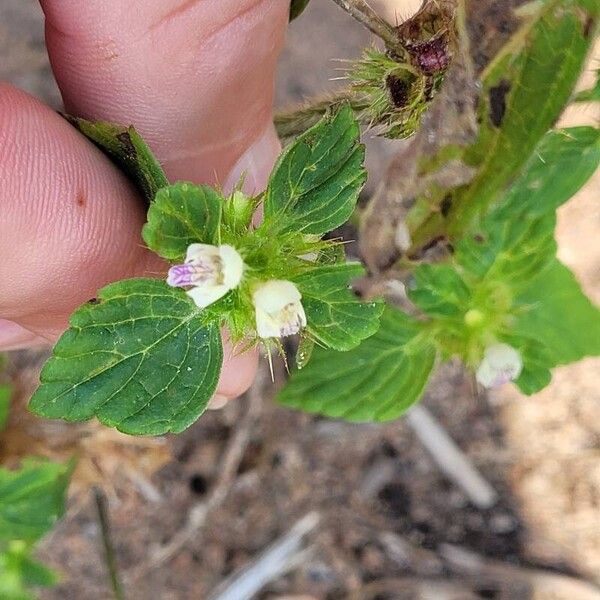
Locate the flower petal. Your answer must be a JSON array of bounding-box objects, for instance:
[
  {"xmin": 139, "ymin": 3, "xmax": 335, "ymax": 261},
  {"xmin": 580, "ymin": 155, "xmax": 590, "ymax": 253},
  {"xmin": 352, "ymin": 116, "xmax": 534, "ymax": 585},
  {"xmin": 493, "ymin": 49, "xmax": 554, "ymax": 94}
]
[
  {"xmin": 476, "ymin": 343, "xmax": 523, "ymax": 388},
  {"xmin": 255, "ymin": 308, "xmax": 283, "ymax": 338},
  {"xmin": 167, "ymin": 264, "xmax": 196, "ymax": 287},
  {"xmin": 185, "ymin": 243, "xmax": 220, "ymax": 264},
  {"xmin": 253, "ymin": 280, "xmax": 302, "ymax": 314},
  {"xmin": 253, "ymin": 280, "xmax": 306, "ymax": 338},
  {"xmin": 187, "ymin": 284, "xmax": 229, "ymax": 309},
  {"xmin": 219, "ymin": 244, "xmax": 245, "ymax": 290}
]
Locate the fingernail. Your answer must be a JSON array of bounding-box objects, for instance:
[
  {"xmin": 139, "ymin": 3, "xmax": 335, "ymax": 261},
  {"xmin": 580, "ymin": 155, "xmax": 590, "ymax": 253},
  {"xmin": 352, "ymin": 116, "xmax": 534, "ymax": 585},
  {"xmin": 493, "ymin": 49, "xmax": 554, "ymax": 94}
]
[
  {"xmin": 207, "ymin": 394, "xmax": 230, "ymax": 410},
  {"xmin": 0, "ymin": 319, "xmax": 45, "ymax": 351},
  {"xmin": 224, "ymin": 124, "xmax": 281, "ymax": 195}
]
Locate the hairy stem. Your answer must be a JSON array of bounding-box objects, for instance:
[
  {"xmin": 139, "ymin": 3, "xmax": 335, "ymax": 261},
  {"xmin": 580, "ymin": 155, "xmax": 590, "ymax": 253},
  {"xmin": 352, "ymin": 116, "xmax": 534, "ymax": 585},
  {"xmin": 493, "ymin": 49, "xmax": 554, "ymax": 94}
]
[
  {"xmin": 95, "ymin": 488, "xmax": 126, "ymax": 600},
  {"xmin": 330, "ymin": 0, "xmax": 400, "ymax": 50},
  {"xmin": 275, "ymin": 90, "xmax": 371, "ymax": 139}
]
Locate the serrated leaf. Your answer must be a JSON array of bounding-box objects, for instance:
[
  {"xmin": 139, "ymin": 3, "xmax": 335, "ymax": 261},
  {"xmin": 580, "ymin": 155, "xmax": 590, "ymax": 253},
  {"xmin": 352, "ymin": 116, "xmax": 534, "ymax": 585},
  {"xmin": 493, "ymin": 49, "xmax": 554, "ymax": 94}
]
[
  {"xmin": 0, "ymin": 384, "xmax": 11, "ymax": 431},
  {"xmin": 409, "ymin": 264, "xmax": 471, "ymax": 318},
  {"xmin": 493, "ymin": 261, "xmax": 600, "ymax": 395},
  {"xmin": 448, "ymin": 0, "xmax": 596, "ymax": 231},
  {"xmin": 458, "ymin": 212, "xmax": 557, "ymax": 287},
  {"xmin": 290, "ymin": 0, "xmax": 310, "ymax": 20},
  {"xmin": 63, "ymin": 116, "xmax": 168, "ymax": 204},
  {"xmin": 406, "ymin": 126, "xmax": 600, "ymax": 390},
  {"xmin": 29, "ymin": 279, "xmax": 223, "ymax": 435},
  {"xmin": 456, "ymin": 127, "xmax": 600, "ymax": 284},
  {"xmin": 264, "ymin": 105, "xmax": 366, "ymax": 235},
  {"xmin": 142, "ymin": 182, "xmax": 223, "ymax": 261},
  {"xmin": 293, "ymin": 263, "xmax": 383, "ymax": 351},
  {"xmin": 496, "ymin": 126, "xmax": 600, "ymax": 217},
  {"xmin": 278, "ymin": 308, "xmax": 436, "ymax": 421},
  {"xmin": 0, "ymin": 460, "xmax": 71, "ymax": 543},
  {"xmin": 514, "ymin": 260, "xmax": 600, "ymax": 368},
  {"xmin": 408, "ymin": 0, "xmax": 597, "ymax": 245}
]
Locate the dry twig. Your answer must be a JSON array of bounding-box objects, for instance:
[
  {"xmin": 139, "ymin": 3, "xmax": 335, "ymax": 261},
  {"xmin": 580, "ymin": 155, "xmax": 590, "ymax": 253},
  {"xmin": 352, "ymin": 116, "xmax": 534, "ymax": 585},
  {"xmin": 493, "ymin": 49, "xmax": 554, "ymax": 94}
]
[
  {"xmin": 330, "ymin": 0, "xmax": 400, "ymax": 50},
  {"xmin": 207, "ymin": 512, "xmax": 320, "ymax": 600},
  {"xmin": 406, "ymin": 405, "xmax": 498, "ymax": 509}
]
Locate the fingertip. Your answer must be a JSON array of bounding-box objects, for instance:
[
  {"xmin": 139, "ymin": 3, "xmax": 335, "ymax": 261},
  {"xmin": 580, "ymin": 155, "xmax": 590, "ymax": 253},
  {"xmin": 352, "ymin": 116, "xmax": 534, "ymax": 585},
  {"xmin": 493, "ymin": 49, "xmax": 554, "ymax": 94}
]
[
  {"xmin": 0, "ymin": 320, "xmax": 48, "ymax": 351},
  {"xmin": 40, "ymin": 0, "xmax": 289, "ymax": 185},
  {"xmin": 216, "ymin": 334, "xmax": 259, "ymax": 399},
  {"xmin": 224, "ymin": 123, "xmax": 281, "ymax": 195}
]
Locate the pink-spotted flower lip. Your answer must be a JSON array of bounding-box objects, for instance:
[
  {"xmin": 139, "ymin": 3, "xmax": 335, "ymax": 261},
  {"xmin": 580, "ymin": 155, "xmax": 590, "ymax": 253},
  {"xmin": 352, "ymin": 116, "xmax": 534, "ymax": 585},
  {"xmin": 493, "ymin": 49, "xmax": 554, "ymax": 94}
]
[
  {"xmin": 253, "ymin": 280, "xmax": 307, "ymax": 339},
  {"xmin": 476, "ymin": 343, "xmax": 523, "ymax": 389},
  {"xmin": 167, "ymin": 243, "xmax": 244, "ymax": 309}
]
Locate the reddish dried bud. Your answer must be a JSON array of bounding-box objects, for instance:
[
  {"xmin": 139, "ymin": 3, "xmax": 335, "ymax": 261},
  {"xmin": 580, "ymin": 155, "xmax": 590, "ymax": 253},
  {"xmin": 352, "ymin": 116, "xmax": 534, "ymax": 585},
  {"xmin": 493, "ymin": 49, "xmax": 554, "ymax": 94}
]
[{"xmin": 407, "ymin": 36, "xmax": 450, "ymax": 75}]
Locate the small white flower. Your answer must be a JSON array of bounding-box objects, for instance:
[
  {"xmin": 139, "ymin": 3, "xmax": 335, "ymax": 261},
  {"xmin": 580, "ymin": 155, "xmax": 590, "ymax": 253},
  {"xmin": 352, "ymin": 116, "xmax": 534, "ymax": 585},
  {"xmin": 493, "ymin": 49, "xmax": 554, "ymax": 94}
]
[
  {"xmin": 167, "ymin": 243, "xmax": 244, "ymax": 308},
  {"xmin": 476, "ymin": 343, "xmax": 523, "ymax": 388},
  {"xmin": 253, "ymin": 280, "xmax": 307, "ymax": 339}
]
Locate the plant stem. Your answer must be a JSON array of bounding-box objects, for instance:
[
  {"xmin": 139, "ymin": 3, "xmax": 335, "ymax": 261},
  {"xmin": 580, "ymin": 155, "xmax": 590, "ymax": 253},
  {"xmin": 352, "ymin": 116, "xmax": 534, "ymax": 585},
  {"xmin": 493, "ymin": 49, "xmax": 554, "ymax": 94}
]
[
  {"xmin": 275, "ymin": 90, "xmax": 371, "ymax": 139},
  {"xmin": 94, "ymin": 488, "xmax": 126, "ymax": 600},
  {"xmin": 330, "ymin": 0, "xmax": 400, "ymax": 50}
]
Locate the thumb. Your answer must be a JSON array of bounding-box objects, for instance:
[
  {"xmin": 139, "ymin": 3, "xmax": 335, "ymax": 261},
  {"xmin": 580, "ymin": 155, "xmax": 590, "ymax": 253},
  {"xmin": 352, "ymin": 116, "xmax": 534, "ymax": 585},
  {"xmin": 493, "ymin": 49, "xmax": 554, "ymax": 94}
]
[{"xmin": 40, "ymin": 0, "xmax": 287, "ymax": 190}]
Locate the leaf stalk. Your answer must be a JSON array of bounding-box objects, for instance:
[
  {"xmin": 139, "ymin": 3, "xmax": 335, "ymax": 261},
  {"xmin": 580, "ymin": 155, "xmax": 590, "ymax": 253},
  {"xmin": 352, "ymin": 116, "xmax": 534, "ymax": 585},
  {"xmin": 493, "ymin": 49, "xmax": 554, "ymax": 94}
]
[{"xmin": 330, "ymin": 0, "xmax": 400, "ymax": 51}]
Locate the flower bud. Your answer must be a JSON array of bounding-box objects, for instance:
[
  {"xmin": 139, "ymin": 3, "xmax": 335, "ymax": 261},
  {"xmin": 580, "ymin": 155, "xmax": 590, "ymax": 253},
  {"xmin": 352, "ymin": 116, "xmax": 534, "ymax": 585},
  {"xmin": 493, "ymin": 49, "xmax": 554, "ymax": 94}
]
[
  {"xmin": 253, "ymin": 280, "xmax": 307, "ymax": 339},
  {"xmin": 167, "ymin": 243, "xmax": 244, "ymax": 308},
  {"xmin": 476, "ymin": 343, "xmax": 523, "ymax": 388}
]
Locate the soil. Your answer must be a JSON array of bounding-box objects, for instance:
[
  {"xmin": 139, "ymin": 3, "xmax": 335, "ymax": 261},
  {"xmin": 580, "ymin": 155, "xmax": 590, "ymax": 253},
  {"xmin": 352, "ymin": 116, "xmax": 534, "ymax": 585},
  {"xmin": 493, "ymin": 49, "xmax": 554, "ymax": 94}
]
[{"xmin": 0, "ymin": 1, "xmax": 599, "ymax": 599}]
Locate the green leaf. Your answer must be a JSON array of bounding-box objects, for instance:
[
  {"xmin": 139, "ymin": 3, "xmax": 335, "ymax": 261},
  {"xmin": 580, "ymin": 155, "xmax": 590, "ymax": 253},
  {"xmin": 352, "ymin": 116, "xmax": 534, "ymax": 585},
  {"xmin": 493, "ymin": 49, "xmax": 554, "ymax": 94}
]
[
  {"xmin": 29, "ymin": 279, "xmax": 223, "ymax": 435},
  {"xmin": 0, "ymin": 543, "xmax": 59, "ymax": 599},
  {"xmin": 407, "ymin": 0, "xmax": 598, "ymax": 244},
  {"xmin": 278, "ymin": 308, "xmax": 436, "ymax": 421},
  {"xmin": 264, "ymin": 105, "xmax": 366, "ymax": 235},
  {"xmin": 406, "ymin": 125, "xmax": 600, "ymax": 390},
  {"xmin": 63, "ymin": 116, "xmax": 168, "ymax": 204},
  {"xmin": 142, "ymin": 182, "xmax": 223, "ymax": 261},
  {"xmin": 456, "ymin": 127, "xmax": 600, "ymax": 284},
  {"xmin": 496, "ymin": 126, "xmax": 600, "ymax": 217},
  {"xmin": 293, "ymin": 263, "xmax": 384, "ymax": 351},
  {"xmin": 0, "ymin": 460, "xmax": 71, "ymax": 543},
  {"xmin": 513, "ymin": 260, "xmax": 600, "ymax": 370},
  {"xmin": 492, "ymin": 260, "xmax": 600, "ymax": 395},
  {"xmin": 455, "ymin": 127, "xmax": 600, "ymax": 289},
  {"xmin": 18, "ymin": 555, "xmax": 58, "ymax": 588},
  {"xmin": 290, "ymin": 0, "xmax": 310, "ymax": 20},
  {"xmin": 409, "ymin": 264, "xmax": 471, "ymax": 318},
  {"xmin": 448, "ymin": 0, "xmax": 596, "ymax": 231},
  {"xmin": 506, "ymin": 336, "xmax": 553, "ymax": 395},
  {"xmin": 403, "ymin": 126, "xmax": 600, "ymax": 394},
  {"xmin": 0, "ymin": 383, "xmax": 11, "ymax": 431}
]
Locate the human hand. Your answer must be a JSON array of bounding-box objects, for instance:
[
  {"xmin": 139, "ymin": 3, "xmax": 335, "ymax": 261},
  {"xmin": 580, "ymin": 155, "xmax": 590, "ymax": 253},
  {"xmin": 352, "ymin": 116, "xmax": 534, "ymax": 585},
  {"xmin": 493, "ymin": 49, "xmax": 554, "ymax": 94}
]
[{"xmin": 0, "ymin": 0, "xmax": 289, "ymax": 402}]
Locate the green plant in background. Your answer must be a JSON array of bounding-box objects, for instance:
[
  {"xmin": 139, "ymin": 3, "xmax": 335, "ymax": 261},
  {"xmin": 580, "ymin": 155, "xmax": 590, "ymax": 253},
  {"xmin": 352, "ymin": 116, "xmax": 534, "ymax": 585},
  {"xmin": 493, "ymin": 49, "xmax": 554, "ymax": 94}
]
[
  {"xmin": 0, "ymin": 459, "xmax": 72, "ymax": 600},
  {"xmin": 280, "ymin": 127, "xmax": 600, "ymax": 418},
  {"xmin": 280, "ymin": 0, "xmax": 600, "ymax": 418},
  {"xmin": 0, "ymin": 381, "xmax": 72, "ymax": 599},
  {"xmin": 15, "ymin": 0, "xmax": 600, "ymax": 434}
]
